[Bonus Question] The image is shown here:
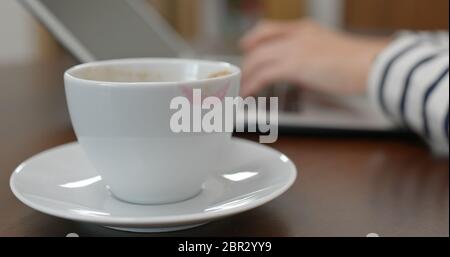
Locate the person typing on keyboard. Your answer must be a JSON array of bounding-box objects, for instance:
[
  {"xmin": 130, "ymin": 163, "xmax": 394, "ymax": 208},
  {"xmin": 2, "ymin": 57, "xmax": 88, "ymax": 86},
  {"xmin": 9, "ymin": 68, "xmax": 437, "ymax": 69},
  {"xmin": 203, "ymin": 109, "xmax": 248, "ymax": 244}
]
[{"xmin": 240, "ymin": 19, "xmax": 449, "ymax": 156}]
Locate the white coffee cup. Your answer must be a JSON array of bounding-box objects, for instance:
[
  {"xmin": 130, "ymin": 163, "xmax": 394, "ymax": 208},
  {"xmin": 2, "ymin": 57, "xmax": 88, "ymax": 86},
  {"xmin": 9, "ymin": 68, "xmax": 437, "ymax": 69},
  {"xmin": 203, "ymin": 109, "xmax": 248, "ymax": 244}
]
[{"xmin": 64, "ymin": 58, "xmax": 240, "ymax": 204}]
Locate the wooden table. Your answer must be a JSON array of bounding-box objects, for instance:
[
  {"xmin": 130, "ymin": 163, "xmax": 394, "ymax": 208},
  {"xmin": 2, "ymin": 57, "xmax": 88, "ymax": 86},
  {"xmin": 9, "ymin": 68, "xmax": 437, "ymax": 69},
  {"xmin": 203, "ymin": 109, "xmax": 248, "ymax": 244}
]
[{"xmin": 0, "ymin": 57, "xmax": 448, "ymax": 237}]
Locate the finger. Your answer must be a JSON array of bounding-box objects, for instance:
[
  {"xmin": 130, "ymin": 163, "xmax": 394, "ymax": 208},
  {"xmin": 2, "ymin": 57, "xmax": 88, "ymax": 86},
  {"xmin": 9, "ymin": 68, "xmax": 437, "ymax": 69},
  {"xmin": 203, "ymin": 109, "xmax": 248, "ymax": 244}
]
[
  {"xmin": 241, "ymin": 61, "xmax": 287, "ymax": 96},
  {"xmin": 241, "ymin": 40, "xmax": 287, "ymax": 85},
  {"xmin": 240, "ymin": 20, "xmax": 292, "ymax": 51}
]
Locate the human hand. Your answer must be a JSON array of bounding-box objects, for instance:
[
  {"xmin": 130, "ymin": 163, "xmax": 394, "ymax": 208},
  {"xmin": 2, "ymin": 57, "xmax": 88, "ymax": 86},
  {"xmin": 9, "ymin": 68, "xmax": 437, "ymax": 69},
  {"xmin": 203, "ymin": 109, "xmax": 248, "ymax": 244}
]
[{"xmin": 240, "ymin": 19, "xmax": 391, "ymax": 96}]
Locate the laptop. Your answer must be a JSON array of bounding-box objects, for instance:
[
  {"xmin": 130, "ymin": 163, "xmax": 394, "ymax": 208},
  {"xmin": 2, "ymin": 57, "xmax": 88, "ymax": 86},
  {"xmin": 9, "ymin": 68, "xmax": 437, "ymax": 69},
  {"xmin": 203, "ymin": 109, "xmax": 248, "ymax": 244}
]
[{"xmin": 20, "ymin": 0, "xmax": 397, "ymax": 132}]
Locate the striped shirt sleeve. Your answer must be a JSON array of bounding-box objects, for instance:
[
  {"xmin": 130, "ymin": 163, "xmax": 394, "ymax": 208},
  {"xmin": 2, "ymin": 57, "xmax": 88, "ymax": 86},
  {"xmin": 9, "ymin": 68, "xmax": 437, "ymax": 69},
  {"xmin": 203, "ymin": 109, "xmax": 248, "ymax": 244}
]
[{"xmin": 368, "ymin": 31, "xmax": 449, "ymax": 156}]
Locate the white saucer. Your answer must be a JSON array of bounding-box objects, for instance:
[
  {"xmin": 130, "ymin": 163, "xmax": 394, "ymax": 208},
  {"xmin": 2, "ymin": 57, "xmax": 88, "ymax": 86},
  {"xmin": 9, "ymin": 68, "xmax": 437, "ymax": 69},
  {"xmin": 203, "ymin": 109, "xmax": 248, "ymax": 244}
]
[{"xmin": 10, "ymin": 138, "xmax": 297, "ymax": 232}]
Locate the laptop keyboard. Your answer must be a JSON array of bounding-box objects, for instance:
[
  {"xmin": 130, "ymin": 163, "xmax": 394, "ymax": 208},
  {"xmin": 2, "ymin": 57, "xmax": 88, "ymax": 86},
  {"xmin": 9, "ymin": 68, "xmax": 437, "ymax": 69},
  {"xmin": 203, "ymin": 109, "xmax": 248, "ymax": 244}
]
[{"xmin": 257, "ymin": 83, "xmax": 302, "ymax": 113}]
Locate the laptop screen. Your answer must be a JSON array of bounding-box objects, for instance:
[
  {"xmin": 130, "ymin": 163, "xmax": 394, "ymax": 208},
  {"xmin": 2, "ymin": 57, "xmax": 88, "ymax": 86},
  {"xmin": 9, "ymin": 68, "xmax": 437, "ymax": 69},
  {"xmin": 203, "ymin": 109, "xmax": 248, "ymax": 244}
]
[{"xmin": 28, "ymin": 0, "xmax": 192, "ymax": 61}]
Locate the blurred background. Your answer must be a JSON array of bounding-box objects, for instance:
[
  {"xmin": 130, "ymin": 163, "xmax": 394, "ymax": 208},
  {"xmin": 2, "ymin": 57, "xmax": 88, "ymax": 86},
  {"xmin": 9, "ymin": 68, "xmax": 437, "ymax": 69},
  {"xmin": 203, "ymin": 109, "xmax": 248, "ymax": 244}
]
[{"xmin": 1, "ymin": 0, "xmax": 448, "ymax": 65}]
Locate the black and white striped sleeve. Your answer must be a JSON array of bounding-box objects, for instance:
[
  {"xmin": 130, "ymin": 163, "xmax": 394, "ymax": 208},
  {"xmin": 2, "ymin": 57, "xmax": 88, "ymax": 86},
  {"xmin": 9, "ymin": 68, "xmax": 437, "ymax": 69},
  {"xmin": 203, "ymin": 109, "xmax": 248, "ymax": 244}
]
[{"xmin": 368, "ymin": 31, "xmax": 449, "ymax": 156}]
